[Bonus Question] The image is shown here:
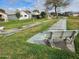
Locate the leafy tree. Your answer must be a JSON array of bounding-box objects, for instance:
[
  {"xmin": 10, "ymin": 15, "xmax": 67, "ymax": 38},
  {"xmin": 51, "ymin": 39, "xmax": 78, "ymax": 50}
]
[
  {"xmin": 0, "ymin": 9, "xmax": 5, "ymax": 13},
  {"xmin": 41, "ymin": 11, "xmax": 46, "ymax": 18},
  {"xmin": 45, "ymin": 0, "xmax": 71, "ymax": 16},
  {"xmin": 15, "ymin": 10, "xmax": 21, "ymax": 18}
]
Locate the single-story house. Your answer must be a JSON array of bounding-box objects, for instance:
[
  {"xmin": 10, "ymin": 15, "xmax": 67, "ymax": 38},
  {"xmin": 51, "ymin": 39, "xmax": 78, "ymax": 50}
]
[
  {"xmin": 63, "ymin": 12, "xmax": 73, "ymax": 16},
  {"xmin": 19, "ymin": 10, "xmax": 31, "ymax": 20},
  {"xmin": 0, "ymin": 9, "xmax": 8, "ymax": 22},
  {"xmin": 72, "ymin": 12, "xmax": 79, "ymax": 16},
  {"xmin": 32, "ymin": 10, "xmax": 41, "ymax": 19}
]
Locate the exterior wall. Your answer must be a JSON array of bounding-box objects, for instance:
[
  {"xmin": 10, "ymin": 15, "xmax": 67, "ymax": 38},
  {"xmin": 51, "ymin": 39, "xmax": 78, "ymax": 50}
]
[
  {"xmin": 8, "ymin": 14, "xmax": 18, "ymax": 20},
  {"xmin": 73, "ymin": 14, "xmax": 79, "ymax": 16},
  {"xmin": 33, "ymin": 12, "xmax": 40, "ymax": 15},
  {"xmin": 0, "ymin": 12, "xmax": 8, "ymax": 22},
  {"xmin": 32, "ymin": 12, "xmax": 41, "ymax": 19},
  {"xmin": 19, "ymin": 11, "xmax": 31, "ymax": 20}
]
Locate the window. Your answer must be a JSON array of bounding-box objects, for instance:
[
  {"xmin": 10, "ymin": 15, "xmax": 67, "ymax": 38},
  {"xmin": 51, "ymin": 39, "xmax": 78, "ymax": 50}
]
[
  {"xmin": 25, "ymin": 15, "xmax": 27, "ymax": 17},
  {"xmin": 0, "ymin": 14, "xmax": 2, "ymax": 17}
]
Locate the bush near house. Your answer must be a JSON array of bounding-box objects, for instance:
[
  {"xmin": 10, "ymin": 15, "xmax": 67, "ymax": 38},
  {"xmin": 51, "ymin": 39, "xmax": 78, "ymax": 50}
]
[
  {"xmin": 15, "ymin": 11, "xmax": 21, "ymax": 18},
  {"xmin": 32, "ymin": 15, "xmax": 41, "ymax": 19},
  {"xmin": 40, "ymin": 11, "xmax": 46, "ymax": 18},
  {"xmin": 0, "ymin": 18, "xmax": 5, "ymax": 21}
]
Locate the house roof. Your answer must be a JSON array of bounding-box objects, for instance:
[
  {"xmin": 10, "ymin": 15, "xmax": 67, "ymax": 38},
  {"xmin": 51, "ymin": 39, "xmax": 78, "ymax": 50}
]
[
  {"xmin": 24, "ymin": 10, "xmax": 31, "ymax": 13},
  {"xmin": 33, "ymin": 10, "xmax": 40, "ymax": 13}
]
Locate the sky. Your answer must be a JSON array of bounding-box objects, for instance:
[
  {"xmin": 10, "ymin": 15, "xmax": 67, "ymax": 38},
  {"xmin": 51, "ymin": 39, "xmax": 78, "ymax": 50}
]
[
  {"xmin": 65, "ymin": 0, "xmax": 79, "ymax": 12},
  {"xmin": 0, "ymin": 0, "xmax": 79, "ymax": 12},
  {"xmin": 0, "ymin": 0, "xmax": 35, "ymax": 10}
]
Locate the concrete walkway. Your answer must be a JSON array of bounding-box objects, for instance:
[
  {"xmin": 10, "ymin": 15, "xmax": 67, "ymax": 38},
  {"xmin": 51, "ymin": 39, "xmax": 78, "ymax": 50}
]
[
  {"xmin": 48, "ymin": 19, "xmax": 67, "ymax": 30},
  {"xmin": 27, "ymin": 19, "xmax": 67, "ymax": 44}
]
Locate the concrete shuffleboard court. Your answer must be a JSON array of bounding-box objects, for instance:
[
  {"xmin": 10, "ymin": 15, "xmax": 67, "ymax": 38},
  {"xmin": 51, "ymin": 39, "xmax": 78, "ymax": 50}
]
[
  {"xmin": 27, "ymin": 30, "xmax": 79, "ymax": 52},
  {"xmin": 27, "ymin": 19, "xmax": 79, "ymax": 52}
]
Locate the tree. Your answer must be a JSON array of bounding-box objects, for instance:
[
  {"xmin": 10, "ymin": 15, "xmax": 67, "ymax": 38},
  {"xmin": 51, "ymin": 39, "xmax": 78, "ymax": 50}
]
[
  {"xmin": 45, "ymin": 0, "xmax": 71, "ymax": 16},
  {"xmin": 40, "ymin": 11, "xmax": 46, "ymax": 18},
  {"xmin": 15, "ymin": 9, "xmax": 21, "ymax": 18},
  {"xmin": 0, "ymin": 9, "xmax": 5, "ymax": 13}
]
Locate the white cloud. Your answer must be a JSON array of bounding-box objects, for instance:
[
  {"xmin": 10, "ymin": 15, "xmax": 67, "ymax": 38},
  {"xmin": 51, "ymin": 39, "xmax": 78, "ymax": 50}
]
[
  {"xmin": 6, "ymin": 0, "xmax": 18, "ymax": 4},
  {"xmin": 65, "ymin": 0, "xmax": 79, "ymax": 12}
]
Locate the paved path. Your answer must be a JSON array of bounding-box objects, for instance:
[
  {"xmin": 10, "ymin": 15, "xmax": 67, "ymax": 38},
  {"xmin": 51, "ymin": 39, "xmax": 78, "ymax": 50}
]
[
  {"xmin": 27, "ymin": 19, "xmax": 67, "ymax": 44},
  {"xmin": 48, "ymin": 19, "xmax": 67, "ymax": 30}
]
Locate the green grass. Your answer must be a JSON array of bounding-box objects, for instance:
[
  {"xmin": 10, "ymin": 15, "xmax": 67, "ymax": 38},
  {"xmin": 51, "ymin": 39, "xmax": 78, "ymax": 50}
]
[
  {"xmin": 0, "ymin": 18, "xmax": 78, "ymax": 59},
  {"xmin": 74, "ymin": 33, "xmax": 79, "ymax": 59},
  {"xmin": 68, "ymin": 16, "xmax": 79, "ymax": 19},
  {"xmin": 75, "ymin": 33, "xmax": 79, "ymax": 56},
  {"xmin": 0, "ymin": 18, "xmax": 48, "ymax": 29},
  {"xmin": 67, "ymin": 19, "xmax": 79, "ymax": 30},
  {"xmin": 67, "ymin": 17, "xmax": 79, "ymax": 58}
]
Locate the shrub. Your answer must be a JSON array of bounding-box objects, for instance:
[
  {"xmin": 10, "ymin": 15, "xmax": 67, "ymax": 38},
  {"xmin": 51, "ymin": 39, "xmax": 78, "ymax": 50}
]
[{"xmin": 0, "ymin": 18, "xmax": 5, "ymax": 21}]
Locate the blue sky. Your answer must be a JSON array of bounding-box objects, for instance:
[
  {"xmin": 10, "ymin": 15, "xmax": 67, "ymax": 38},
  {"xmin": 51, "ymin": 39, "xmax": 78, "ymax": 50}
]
[
  {"xmin": 0, "ymin": 0, "xmax": 79, "ymax": 12},
  {"xmin": 0, "ymin": 0, "xmax": 35, "ymax": 9}
]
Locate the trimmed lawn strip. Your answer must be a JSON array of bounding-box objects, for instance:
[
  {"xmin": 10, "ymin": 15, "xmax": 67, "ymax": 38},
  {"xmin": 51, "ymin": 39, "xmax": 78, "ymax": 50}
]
[
  {"xmin": 74, "ymin": 33, "xmax": 79, "ymax": 57},
  {"xmin": 67, "ymin": 19, "xmax": 79, "ymax": 30},
  {"xmin": 67, "ymin": 18, "xmax": 79, "ymax": 58},
  {"xmin": 0, "ymin": 18, "xmax": 48, "ymax": 29},
  {"xmin": 68, "ymin": 16, "xmax": 79, "ymax": 19}
]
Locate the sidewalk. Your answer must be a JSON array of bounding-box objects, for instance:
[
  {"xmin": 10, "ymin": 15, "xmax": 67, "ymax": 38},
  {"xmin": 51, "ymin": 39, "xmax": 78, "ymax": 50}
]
[
  {"xmin": 48, "ymin": 19, "xmax": 66, "ymax": 30},
  {"xmin": 27, "ymin": 19, "xmax": 67, "ymax": 44}
]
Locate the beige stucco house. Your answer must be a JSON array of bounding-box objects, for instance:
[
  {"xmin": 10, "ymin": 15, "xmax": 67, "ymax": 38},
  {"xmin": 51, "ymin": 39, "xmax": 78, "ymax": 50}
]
[{"xmin": 0, "ymin": 9, "xmax": 8, "ymax": 22}]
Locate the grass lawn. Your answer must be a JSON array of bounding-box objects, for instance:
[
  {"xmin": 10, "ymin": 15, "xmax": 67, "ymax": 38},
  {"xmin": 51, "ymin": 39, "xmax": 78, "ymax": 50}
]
[
  {"xmin": 0, "ymin": 18, "xmax": 48, "ymax": 29},
  {"xmin": 74, "ymin": 33, "xmax": 79, "ymax": 58},
  {"xmin": 67, "ymin": 18, "xmax": 79, "ymax": 30},
  {"xmin": 67, "ymin": 17, "xmax": 79, "ymax": 58},
  {"xmin": 0, "ymin": 19, "xmax": 78, "ymax": 59}
]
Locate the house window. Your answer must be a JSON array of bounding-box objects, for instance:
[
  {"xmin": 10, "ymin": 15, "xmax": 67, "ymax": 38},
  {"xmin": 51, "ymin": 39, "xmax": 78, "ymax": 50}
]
[
  {"xmin": 25, "ymin": 15, "xmax": 27, "ymax": 17},
  {"xmin": 0, "ymin": 14, "xmax": 2, "ymax": 17}
]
